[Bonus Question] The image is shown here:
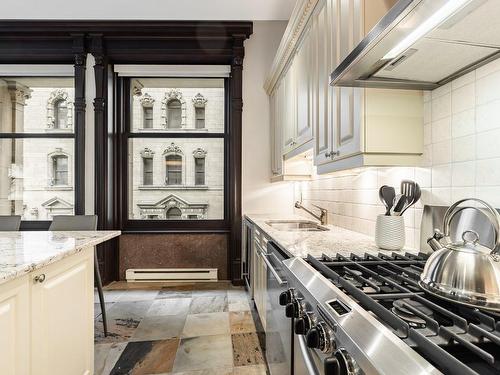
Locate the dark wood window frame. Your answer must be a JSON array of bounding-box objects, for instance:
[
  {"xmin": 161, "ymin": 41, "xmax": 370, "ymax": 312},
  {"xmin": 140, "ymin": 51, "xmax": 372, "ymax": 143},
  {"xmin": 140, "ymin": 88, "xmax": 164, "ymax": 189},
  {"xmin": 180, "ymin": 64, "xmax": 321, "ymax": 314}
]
[{"xmin": 0, "ymin": 21, "xmax": 252, "ymax": 284}]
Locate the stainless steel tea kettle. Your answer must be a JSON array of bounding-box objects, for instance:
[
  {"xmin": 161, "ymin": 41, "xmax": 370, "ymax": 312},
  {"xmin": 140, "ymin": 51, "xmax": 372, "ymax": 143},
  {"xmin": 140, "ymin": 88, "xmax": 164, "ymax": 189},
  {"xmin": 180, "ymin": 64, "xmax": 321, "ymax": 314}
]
[{"xmin": 419, "ymin": 198, "xmax": 500, "ymax": 311}]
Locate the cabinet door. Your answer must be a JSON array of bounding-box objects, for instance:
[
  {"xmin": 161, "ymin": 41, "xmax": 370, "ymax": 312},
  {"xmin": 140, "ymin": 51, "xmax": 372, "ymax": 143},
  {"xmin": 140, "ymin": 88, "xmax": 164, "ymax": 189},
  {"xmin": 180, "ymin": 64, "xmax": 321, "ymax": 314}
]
[
  {"xmin": 336, "ymin": 0, "xmax": 363, "ymax": 158},
  {"xmin": 270, "ymin": 88, "xmax": 283, "ymax": 176},
  {"xmin": 282, "ymin": 60, "xmax": 297, "ymax": 154},
  {"xmin": 313, "ymin": 1, "xmax": 338, "ymax": 165},
  {"xmin": 0, "ymin": 276, "xmax": 29, "ymax": 375},
  {"xmin": 295, "ymin": 26, "xmax": 313, "ymax": 147},
  {"xmin": 31, "ymin": 248, "xmax": 94, "ymax": 375}
]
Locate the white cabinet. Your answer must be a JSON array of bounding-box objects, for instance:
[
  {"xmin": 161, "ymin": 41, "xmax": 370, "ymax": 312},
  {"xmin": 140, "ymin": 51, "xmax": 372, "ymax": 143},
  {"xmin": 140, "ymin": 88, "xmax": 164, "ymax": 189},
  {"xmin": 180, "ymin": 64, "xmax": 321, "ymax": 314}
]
[
  {"xmin": 0, "ymin": 247, "xmax": 94, "ymax": 375},
  {"xmin": 315, "ymin": 0, "xmax": 423, "ymax": 173},
  {"xmin": 31, "ymin": 247, "xmax": 94, "ymax": 375},
  {"xmin": 252, "ymin": 230, "xmax": 267, "ymax": 331},
  {"xmin": 267, "ymin": 0, "xmax": 423, "ymax": 176},
  {"xmin": 0, "ymin": 276, "xmax": 30, "ymax": 375}
]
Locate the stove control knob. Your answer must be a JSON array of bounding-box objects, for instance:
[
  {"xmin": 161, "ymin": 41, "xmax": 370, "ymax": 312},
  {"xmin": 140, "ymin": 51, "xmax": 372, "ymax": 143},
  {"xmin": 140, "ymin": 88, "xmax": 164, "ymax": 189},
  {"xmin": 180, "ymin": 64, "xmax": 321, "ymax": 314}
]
[
  {"xmin": 306, "ymin": 322, "xmax": 330, "ymax": 352},
  {"xmin": 285, "ymin": 300, "xmax": 300, "ymax": 318},
  {"xmin": 325, "ymin": 349, "xmax": 359, "ymax": 375},
  {"xmin": 294, "ymin": 315, "xmax": 311, "ymax": 335},
  {"xmin": 279, "ymin": 289, "xmax": 294, "ymax": 306}
]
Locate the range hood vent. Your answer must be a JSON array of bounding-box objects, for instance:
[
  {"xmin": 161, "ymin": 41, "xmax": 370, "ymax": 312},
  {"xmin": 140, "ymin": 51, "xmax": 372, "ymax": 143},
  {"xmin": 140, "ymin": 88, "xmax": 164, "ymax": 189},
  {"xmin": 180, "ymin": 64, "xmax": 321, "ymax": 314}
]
[{"xmin": 330, "ymin": 0, "xmax": 500, "ymax": 90}]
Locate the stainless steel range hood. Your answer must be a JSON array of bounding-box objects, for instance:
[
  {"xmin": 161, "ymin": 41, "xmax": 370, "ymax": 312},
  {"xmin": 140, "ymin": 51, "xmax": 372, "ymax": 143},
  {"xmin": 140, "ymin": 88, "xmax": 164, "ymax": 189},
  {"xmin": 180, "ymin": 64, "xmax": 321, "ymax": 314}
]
[{"xmin": 330, "ymin": 0, "xmax": 500, "ymax": 90}]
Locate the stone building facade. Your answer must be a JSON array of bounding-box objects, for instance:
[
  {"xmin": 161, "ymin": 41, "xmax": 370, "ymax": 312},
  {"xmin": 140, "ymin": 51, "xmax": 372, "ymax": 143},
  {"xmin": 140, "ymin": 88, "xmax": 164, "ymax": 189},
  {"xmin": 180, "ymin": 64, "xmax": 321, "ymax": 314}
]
[
  {"xmin": 0, "ymin": 77, "xmax": 224, "ymax": 221},
  {"xmin": 0, "ymin": 77, "xmax": 75, "ymax": 220},
  {"xmin": 129, "ymin": 80, "xmax": 225, "ymax": 220}
]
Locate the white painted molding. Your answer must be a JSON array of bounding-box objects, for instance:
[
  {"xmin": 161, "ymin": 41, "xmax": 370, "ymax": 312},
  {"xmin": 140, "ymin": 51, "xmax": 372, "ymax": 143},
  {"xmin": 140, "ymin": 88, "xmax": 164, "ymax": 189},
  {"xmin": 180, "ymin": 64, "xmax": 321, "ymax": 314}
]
[
  {"xmin": 114, "ymin": 65, "xmax": 231, "ymax": 77},
  {"xmin": 264, "ymin": 0, "xmax": 320, "ymax": 95},
  {"xmin": 0, "ymin": 65, "xmax": 74, "ymax": 76}
]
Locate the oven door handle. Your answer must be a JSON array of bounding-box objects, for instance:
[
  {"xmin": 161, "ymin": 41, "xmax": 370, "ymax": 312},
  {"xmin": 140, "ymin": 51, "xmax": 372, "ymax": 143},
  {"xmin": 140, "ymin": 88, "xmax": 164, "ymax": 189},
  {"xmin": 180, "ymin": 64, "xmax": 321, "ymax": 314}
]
[
  {"xmin": 257, "ymin": 248, "xmax": 287, "ymax": 286},
  {"xmin": 298, "ymin": 334, "xmax": 320, "ymax": 375}
]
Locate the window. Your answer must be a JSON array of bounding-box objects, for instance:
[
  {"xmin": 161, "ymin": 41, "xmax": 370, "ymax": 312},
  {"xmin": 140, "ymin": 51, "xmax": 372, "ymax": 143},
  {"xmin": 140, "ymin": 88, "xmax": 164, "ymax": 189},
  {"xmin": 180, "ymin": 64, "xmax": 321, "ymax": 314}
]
[
  {"xmin": 0, "ymin": 75, "xmax": 77, "ymax": 222},
  {"xmin": 167, "ymin": 99, "xmax": 182, "ymax": 129},
  {"xmin": 127, "ymin": 77, "xmax": 225, "ymax": 222},
  {"xmin": 143, "ymin": 107, "xmax": 153, "ymax": 129},
  {"xmin": 195, "ymin": 107, "xmax": 205, "ymax": 129},
  {"xmin": 54, "ymin": 99, "xmax": 68, "ymax": 129},
  {"xmin": 143, "ymin": 157, "xmax": 153, "ymax": 185},
  {"xmin": 165, "ymin": 154, "xmax": 182, "ymax": 185},
  {"xmin": 166, "ymin": 207, "xmax": 182, "ymax": 219},
  {"xmin": 195, "ymin": 157, "xmax": 205, "ymax": 185},
  {"xmin": 52, "ymin": 155, "xmax": 68, "ymax": 185}
]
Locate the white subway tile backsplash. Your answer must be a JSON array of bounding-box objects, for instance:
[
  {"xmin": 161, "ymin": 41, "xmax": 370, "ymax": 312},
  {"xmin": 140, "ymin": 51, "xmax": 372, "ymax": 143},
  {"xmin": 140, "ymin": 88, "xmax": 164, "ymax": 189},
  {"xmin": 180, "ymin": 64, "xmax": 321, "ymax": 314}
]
[
  {"xmin": 452, "ymin": 83, "xmax": 475, "ymax": 114},
  {"xmin": 431, "ymin": 93, "xmax": 452, "ymax": 121},
  {"xmin": 476, "ymin": 129, "xmax": 500, "ymax": 159},
  {"xmin": 452, "ymin": 135, "xmax": 475, "ymax": 162},
  {"xmin": 476, "ymin": 69, "xmax": 500, "ymax": 105},
  {"xmin": 431, "ymin": 117, "xmax": 451, "ymax": 143},
  {"xmin": 432, "ymin": 140, "xmax": 452, "ymax": 165},
  {"xmin": 296, "ymin": 59, "xmax": 500, "ymax": 251},
  {"xmin": 423, "ymin": 123, "xmax": 432, "ymax": 145},
  {"xmin": 432, "ymin": 164, "xmax": 452, "ymax": 187},
  {"xmin": 452, "ymin": 161, "xmax": 475, "ymax": 187},
  {"xmin": 476, "ymin": 99, "xmax": 500, "ymax": 133},
  {"xmin": 423, "ymin": 101, "xmax": 431, "ymax": 125},
  {"xmin": 476, "ymin": 158, "xmax": 500, "ymax": 186},
  {"xmin": 451, "ymin": 109, "xmax": 475, "ymax": 138}
]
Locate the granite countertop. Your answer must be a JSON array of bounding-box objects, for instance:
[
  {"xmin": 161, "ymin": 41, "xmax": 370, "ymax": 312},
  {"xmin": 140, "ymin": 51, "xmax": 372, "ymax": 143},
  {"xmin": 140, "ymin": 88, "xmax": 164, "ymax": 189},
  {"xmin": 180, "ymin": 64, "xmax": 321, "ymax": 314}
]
[
  {"xmin": 0, "ymin": 230, "xmax": 121, "ymax": 286},
  {"xmin": 245, "ymin": 214, "xmax": 417, "ymax": 258}
]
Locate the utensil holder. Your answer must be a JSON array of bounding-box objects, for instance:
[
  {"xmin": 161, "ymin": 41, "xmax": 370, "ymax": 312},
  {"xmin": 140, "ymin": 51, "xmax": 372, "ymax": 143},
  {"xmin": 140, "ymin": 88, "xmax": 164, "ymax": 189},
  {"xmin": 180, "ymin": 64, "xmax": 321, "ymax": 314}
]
[{"xmin": 375, "ymin": 214, "xmax": 405, "ymax": 250}]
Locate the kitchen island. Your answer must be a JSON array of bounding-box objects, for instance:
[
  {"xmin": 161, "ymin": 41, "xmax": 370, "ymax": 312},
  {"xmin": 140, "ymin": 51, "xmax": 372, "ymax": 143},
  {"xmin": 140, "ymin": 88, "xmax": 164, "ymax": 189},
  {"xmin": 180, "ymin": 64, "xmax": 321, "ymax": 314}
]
[{"xmin": 0, "ymin": 230, "xmax": 120, "ymax": 375}]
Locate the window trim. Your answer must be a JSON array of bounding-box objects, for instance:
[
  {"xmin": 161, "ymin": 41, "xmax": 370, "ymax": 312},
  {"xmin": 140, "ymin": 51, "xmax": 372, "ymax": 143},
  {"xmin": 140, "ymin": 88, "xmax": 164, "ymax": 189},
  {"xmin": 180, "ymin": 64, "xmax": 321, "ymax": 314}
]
[{"xmin": 119, "ymin": 77, "xmax": 229, "ymax": 231}]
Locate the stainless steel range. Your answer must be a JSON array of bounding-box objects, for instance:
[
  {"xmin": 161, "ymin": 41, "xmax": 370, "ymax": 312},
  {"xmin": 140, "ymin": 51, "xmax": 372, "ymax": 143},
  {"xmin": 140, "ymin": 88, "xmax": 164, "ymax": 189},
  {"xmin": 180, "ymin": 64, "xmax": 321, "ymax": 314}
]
[{"xmin": 282, "ymin": 251, "xmax": 500, "ymax": 375}]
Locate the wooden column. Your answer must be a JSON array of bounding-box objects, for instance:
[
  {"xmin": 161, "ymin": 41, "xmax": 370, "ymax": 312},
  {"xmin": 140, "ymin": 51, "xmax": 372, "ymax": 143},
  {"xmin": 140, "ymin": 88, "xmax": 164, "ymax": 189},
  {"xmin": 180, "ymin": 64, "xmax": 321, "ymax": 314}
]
[
  {"xmin": 229, "ymin": 34, "xmax": 245, "ymax": 284},
  {"xmin": 91, "ymin": 34, "xmax": 117, "ymax": 283},
  {"xmin": 72, "ymin": 34, "xmax": 86, "ymax": 215}
]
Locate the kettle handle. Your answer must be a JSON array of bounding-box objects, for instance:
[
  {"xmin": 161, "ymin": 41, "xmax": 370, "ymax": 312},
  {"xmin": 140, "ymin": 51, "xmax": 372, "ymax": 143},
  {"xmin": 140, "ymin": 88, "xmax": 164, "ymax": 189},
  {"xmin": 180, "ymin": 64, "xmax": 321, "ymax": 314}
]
[{"xmin": 443, "ymin": 198, "xmax": 500, "ymax": 255}]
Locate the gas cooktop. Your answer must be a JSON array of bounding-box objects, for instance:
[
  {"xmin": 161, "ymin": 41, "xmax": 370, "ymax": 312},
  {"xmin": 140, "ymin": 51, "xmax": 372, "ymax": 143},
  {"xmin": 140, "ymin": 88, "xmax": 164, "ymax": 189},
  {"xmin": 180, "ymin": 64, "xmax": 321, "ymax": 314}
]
[{"xmin": 307, "ymin": 252, "xmax": 500, "ymax": 375}]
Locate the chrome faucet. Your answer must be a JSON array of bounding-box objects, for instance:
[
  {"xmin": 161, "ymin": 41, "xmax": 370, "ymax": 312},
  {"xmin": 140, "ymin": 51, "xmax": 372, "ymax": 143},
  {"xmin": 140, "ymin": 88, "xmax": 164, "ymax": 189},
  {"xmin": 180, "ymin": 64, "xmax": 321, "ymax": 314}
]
[{"xmin": 294, "ymin": 201, "xmax": 328, "ymax": 225}]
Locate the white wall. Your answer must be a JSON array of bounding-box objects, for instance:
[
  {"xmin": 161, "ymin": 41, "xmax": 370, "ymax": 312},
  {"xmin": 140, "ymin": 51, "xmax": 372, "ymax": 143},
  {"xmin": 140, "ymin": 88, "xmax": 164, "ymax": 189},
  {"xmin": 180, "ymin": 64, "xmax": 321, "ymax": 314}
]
[
  {"xmin": 242, "ymin": 21, "xmax": 295, "ymax": 215},
  {"xmin": 296, "ymin": 58, "xmax": 500, "ymax": 250}
]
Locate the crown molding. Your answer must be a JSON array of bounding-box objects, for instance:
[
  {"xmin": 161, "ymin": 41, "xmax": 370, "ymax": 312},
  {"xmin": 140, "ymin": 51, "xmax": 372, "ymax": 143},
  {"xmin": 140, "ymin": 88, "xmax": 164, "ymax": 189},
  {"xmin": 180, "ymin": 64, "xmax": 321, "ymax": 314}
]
[{"xmin": 264, "ymin": 0, "xmax": 319, "ymax": 95}]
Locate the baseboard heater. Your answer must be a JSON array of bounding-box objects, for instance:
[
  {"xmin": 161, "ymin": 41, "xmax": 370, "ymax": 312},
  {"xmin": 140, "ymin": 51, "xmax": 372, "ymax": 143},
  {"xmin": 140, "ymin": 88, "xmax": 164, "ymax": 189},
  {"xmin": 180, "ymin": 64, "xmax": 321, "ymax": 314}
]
[{"xmin": 125, "ymin": 268, "xmax": 218, "ymax": 282}]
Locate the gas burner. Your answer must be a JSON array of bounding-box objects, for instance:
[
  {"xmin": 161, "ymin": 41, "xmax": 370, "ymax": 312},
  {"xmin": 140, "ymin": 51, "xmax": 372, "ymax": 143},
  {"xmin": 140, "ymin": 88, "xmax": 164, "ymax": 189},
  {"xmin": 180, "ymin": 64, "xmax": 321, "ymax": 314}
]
[
  {"xmin": 391, "ymin": 298, "xmax": 433, "ymax": 328},
  {"xmin": 344, "ymin": 269, "xmax": 362, "ymax": 281}
]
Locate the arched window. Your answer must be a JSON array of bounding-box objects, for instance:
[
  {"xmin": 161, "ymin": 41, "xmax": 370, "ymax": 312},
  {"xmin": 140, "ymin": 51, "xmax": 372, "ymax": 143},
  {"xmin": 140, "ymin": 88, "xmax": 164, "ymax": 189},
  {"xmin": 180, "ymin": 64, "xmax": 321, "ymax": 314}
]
[
  {"xmin": 166, "ymin": 207, "xmax": 182, "ymax": 220},
  {"xmin": 54, "ymin": 99, "xmax": 68, "ymax": 129},
  {"xmin": 167, "ymin": 99, "xmax": 182, "ymax": 129},
  {"xmin": 165, "ymin": 154, "xmax": 182, "ymax": 185},
  {"xmin": 52, "ymin": 155, "xmax": 68, "ymax": 185}
]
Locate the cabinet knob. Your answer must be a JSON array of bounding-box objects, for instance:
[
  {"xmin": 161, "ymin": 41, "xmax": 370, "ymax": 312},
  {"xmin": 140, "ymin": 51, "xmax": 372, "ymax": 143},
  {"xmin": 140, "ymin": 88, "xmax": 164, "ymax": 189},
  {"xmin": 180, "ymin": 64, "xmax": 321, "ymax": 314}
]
[
  {"xmin": 34, "ymin": 274, "xmax": 46, "ymax": 283},
  {"xmin": 325, "ymin": 151, "xmax": 340, "ymax": 159}
]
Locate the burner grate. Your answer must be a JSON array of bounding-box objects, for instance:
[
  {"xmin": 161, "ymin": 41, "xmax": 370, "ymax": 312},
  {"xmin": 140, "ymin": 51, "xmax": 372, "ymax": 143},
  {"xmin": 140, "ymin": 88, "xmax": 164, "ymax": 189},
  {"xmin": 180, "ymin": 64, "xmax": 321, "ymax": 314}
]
[{"xmin": 307, "ymin": 252, "xmax": 500, "ymax": 375}]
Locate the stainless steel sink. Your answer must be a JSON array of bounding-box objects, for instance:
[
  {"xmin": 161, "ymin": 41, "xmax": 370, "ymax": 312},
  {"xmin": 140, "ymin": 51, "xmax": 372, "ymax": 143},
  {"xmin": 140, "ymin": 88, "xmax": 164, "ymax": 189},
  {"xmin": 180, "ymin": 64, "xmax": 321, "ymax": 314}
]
[{"xmin": 265, "ymin": 220, "xmax": 329, "ymax": 232}]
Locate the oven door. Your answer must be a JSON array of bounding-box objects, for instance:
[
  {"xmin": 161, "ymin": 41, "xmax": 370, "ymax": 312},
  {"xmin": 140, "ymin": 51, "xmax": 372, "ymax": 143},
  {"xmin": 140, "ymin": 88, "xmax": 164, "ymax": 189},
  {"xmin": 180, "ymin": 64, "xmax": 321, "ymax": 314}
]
[
  {"xmin": 265, "ymin": 241, "xmax": 293, "ymax": 375},
  {"xmin": 294, "ymin": 334, "xmax": 325, "ymax": 375}
]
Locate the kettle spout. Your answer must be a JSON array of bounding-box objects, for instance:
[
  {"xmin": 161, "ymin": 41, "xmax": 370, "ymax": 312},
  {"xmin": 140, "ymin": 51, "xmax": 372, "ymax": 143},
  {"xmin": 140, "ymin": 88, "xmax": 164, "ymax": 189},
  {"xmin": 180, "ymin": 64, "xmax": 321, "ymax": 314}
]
[{"xmin": 427, "ymin": 229, "xmax": 445, "ymax": 251}]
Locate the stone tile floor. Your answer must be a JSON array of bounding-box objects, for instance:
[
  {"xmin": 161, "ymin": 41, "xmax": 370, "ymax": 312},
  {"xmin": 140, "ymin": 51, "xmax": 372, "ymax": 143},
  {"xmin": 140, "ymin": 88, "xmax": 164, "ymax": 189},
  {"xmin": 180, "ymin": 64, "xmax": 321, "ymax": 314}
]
[{"xmin": 94, "ymin": 282, "xmax": 268, "ymax": 375}]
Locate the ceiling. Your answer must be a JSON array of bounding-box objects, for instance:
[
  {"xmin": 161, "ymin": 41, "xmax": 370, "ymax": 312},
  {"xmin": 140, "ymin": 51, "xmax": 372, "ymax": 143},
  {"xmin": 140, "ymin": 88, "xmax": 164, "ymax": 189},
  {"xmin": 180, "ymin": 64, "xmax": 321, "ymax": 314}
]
[{"xmin": 3, "ymin": 0, "xmax": 296, "ymax": 20}]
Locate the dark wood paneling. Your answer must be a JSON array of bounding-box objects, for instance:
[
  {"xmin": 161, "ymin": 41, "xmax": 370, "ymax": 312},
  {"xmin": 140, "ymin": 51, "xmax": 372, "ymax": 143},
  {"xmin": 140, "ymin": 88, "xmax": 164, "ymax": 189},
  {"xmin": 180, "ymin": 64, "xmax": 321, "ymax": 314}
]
[
  {"xmin": 73, "ymin": 34, "xmax": 86, "ymax": 215},
  {"xmin": 228, "ymin": 35, "xmax": 245, "ymax": 283}
]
